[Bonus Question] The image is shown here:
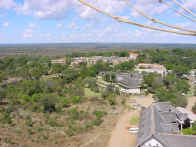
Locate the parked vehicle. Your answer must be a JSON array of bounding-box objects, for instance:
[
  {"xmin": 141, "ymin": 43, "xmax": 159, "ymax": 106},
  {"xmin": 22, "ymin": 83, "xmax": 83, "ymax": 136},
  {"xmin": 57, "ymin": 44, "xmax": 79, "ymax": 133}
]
[{"xmin": 128, "ymin": 127, "xmax": 139, "ymax": 134}]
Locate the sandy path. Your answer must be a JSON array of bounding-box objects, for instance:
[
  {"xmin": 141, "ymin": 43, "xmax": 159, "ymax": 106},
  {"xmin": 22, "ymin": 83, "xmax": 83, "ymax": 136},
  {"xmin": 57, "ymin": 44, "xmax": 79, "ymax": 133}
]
[
  {"xmin": 107, "ymin": 110, "xmax": 138, "ymax": 147},
  {"xmin": 187, "ymin": 96, "xmax": 196, "ymax": 111},
  {"xmin": 107, "ymin": 95, "xmax": 154, "ymax": 147}
]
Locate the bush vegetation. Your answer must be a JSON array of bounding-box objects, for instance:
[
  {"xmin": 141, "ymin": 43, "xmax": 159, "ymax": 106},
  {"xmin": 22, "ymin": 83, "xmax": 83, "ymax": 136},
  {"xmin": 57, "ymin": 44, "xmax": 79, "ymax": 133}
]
[
  {"xmin": 192, "ymin": 103, "xmax": 196, "ymax": 114},
  {"xmin": 183, "ymin": 123, "xmax": 196, "ymax": 135},
  {"xmin": 0, "ymin": 49, "xmax": 196, "ymax": 141}
]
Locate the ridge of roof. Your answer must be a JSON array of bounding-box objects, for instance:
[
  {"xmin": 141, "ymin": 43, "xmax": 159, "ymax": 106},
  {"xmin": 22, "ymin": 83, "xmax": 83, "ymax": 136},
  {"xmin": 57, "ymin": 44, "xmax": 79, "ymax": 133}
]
[{"xmin": 137, "ymin": 102, "xmax": 196, "ymax": 147}]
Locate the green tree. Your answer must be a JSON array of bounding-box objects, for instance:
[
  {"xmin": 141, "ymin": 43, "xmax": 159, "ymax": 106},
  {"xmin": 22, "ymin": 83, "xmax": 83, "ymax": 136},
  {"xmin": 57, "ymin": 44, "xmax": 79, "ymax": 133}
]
[
  {"xmin": 114, "ymin": 61, "xmax": 135, "ymax": 71},
  {"xmin": 104, "ymin": 73, "xmax": 111, "ymax": 82},
  {"xmin": 0, "ymin": 70, "xmax": 4, "ymax": 82},
  {"xmin": 66, "ymin": 56, "xmax": 72, "ymax": 65},
  {"xmin": 21, "ymin": 80, "xmax": 42, "ymax": 96},
  {"xmin": 193, "ymin": 87, "xmax": 196, "ymax": 96},
  {"xmin": 143, "ymin": 73, "xmax": 163, "ymax": 93},
  {"xmin": 51, "ymin": 64, "xmax": 66, "ymax": 74},
  {"xmin": 0, "ymin": 87, "xmax": 6, "ymax": 100},
  {"xmin": 176, "ymin": 79, "xmax": 190, "ymax": 94},
  {"xmin": 40, "ymin": 94, "xmax": 58, "ymax": 113},
  {"xmin": 119, "ymin": 51, "xmax": 129, "ymax": 57},
  {"xmin": 192, "ymin": 103, "xmax": 196, "ymax": 114},
  {"xmin": 62, "ymin": 69, "xmax": 80, "ymax": 83},
  {"xmin": 154, "ymin": 88, "xmax": 187, "ymax": 107}
]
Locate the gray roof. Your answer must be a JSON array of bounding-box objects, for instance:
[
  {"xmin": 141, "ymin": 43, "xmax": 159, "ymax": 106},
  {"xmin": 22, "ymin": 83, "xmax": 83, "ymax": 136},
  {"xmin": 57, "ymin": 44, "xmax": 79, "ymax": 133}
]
[
  {"xmin": 115, "ymin": 72, "xmax": 143, "ymax": 89},
  {"xmin": 137, "ymin": 102, "xmax": 196, "ymax": 147},
  {"xmin": 159, "ymin": 134, "xmax": 196, "ymax": 147}
]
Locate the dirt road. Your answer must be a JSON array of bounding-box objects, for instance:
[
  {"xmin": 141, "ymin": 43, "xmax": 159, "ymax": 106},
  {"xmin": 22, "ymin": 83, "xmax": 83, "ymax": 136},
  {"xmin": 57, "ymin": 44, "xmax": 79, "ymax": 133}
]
[
  {"xmin": 107, "ymin": 110, "xmax": 138, "ymax": 147},
  {"xmin": 107, "ymin": 95, "xmax": 154, "ymax": 147},
  {"xmin": 187, "ymin": 96, "xmax": 196, "ymax": 111}
]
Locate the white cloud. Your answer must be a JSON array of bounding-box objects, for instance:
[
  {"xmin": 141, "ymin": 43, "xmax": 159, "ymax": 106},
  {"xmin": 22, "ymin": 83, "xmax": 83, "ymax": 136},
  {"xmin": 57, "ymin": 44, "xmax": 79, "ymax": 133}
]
[
  {"xmin": 12, "ymin": 0, "xmax": 196, "ymax": 29},
  {"xmin": 2, "ymin": 22, "xmax": 9, "ymax": 27},
  {"xmin": 5, "ymin": 0, "xmax": 196, "ymax": 21},
  {"xmin": 29, "ymin": 23, "xmax": 36, "ymax": 28},
  {"xmin": 181, "ymin": 0, "xmax": 196, "ymax": 10},
  {"xmin": 68, "ymin": 22, "xmax": 75, "ymax": 28},
  {"xmin": 16, "ymin": 0, "xmax": 78, "ymax": 19},
  {"xmin": 57, "ymin": 23, "xmax": 63, "ymax": 28},
  {"xmin": 25, "ymin": 29, "xmax": 33, "ymax": 33},
  {"xmin": 15, "ymin": 0, "xmax": 126, "ymax": 20},
  {"xmin": 23, "ymin": 29, "xmax": 33, "ymax": 38},
  {"xmin": 24, "ymin": 33, "xmax": 32, "ymax": 38},
  {"xmin": 0, "ymin": 0, "xmax": 15, "ymax": 10},
  {"xmin": 40, "ymin": 33, "xmax": 51, "ymax": 38},
  {"xmin": 78, "ymin": 0, "xmax": 126, "ymax": 19},
  {"xmin": 130, "ymin": 0, "xmax": 169, "ymax": 17},
  {"xmin": 1, "ymin": 0, "xmax": 195, "ymax": 43},
  {"xmin": 135, "ymin": 29, "xmax": 143, "ymax": 37}
]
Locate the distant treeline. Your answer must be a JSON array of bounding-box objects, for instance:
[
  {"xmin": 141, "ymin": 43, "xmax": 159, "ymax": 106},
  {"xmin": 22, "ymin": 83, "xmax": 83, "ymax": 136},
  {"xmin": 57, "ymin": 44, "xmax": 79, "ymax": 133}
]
[{"xmin": 0, "ymin": 43, "xmax": 196, "ymax": 57}]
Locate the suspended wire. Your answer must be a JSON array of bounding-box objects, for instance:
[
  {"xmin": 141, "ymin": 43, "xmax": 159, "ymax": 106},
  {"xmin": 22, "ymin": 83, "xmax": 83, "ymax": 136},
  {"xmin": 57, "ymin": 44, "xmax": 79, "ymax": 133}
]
[
  {"xmin": 124, "ymin": 0, "xmax": 196, "ymax": 33},
  {"xmin": 159, "ymin": 0, "xmax": 196, "ymax": 23},
  {"xmin": 172, "ymin": 0, "xmax": 196, "ymax": 18},
  {"xmin": 78, "ymin": 0, "xmax": 196, "ymax": 36}
]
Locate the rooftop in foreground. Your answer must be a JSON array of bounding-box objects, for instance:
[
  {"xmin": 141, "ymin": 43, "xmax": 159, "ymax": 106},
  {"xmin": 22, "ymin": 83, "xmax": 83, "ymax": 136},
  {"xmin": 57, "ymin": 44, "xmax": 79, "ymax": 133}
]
[{"xmin": 137, "ymin": 102, "xmax": 196, "ymax": 147}]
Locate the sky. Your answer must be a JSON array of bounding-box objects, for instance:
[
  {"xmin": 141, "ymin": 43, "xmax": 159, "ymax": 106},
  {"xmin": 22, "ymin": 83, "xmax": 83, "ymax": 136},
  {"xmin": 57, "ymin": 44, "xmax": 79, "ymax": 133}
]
[{"xmin": 0, "ymin": 0, "xmax": 196, "ymax": 44}]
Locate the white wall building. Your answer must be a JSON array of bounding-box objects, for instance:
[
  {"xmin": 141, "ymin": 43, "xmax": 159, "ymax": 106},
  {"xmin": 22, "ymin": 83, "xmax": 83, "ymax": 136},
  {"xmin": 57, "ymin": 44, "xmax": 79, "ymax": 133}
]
[
  {"xmin": 135, "ymin": 63, "xmax": 167, "ymax": 77},
  {"xmin": 128, "ymin": 52, "xmax": 139, "ymax": 60},
  {"xmin": 120, "ymin": 88, "xmax": 141, "ymax": 94},
  {"xmin": 51, "ymin": 58, "xmax": 66, "ymax": 65}
]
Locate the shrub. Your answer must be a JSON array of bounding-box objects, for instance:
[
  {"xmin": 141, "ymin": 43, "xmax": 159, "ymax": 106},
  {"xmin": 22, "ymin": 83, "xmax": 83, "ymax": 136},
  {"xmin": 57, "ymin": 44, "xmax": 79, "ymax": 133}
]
[
  {"xmin": 192, "ymin": 103, "xmax": 196, "ymax": 114},
  {"xmin": 183, "ymin": 123, "xmax": 196, "ymax": 135},
  {"xmin": 59, "ymin": 97, "xmax": 70, "ymax": 108},
  {"xmin": 32, "ymin": 93, "xmax": 42, "ymax": 102},
  {"xmin": 20, "ymin": 94, "xmax": 31, "ymax": 103},
  {"xmin": 68, "ymin": 107, "xmax": 89, "ymax": 121},
  {"xmin": 121, "ymin": 98, "xmax": 126, "ymax": 105},
  {"xmin": 194, "ymin": 87, "xmax": 196, "ymax": 96},
  {"xmin": 154, "ymin": 88, "xmax": 187, "ymax": 107},
  {"xmin": 68, "ymin": 108, "xmax": 80, "ymax": 121},
  {"xmin": 47, "ymin": 119, "xmax": 62, "ymax": 127},
  {"xmin": 71, "ymin": 96, "xmax": 82, "ymax": 104},
  {"xmin": 108, "ymin": 97, "xmax": 117, "ymax": 105},
  {"xmin": 91, "ymin": 119, "xmax": 103, "ymax": 126},
  {"xmin": 66, "ymin": 122, "xmax": 83, "ymax": 136},
  {"xmin": 40, "ymin": 94, "xmax": 57, "ymax": 113},
  {"xmin": 183, "ymin": 128, "xmax": 195, "ymax": 135},
  {"xmin": 0, "ymin": 87, "xmax": 6, "ymax": 99},
  {"xmin": 1, "ymin": 112, "xmax": 12, "ymax": 124},
  {"xmin": 25, "ymin": 116, "xmax": 33, "ymax": 127},
  {"xmin": 129, "ymin": 115, "xmax": 140, "ymax": 125},
  {"xmin": 172, "ymin": 95, "xmax": 187, "ymax": 107},
  {"xmin": 101, "ymin": 90, "xmax": 110, "ymax": 99},
  {"xmin": 93, "ymin": 110, "xmax": 107, "ymax": 119}
]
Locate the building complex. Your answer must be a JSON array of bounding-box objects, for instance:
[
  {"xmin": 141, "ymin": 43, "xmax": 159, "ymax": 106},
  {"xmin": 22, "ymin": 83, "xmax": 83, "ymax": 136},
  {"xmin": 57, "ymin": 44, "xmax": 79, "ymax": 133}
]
[{"xmin": 135, "ymin": 63, "xmax": 168, "ymax": 77}]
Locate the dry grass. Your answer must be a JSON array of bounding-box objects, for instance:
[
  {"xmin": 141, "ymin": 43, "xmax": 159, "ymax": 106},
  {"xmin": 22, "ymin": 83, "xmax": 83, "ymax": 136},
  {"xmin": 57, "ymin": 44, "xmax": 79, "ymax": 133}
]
[
  {"xmin": 0, "ymin": 96, "xmax": 125, "ymax": 147},
  {"xmin": 85, "ymin": 88, "xmax": 101, "ymax": 98}
]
